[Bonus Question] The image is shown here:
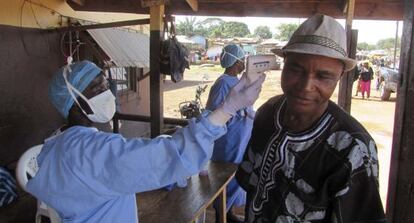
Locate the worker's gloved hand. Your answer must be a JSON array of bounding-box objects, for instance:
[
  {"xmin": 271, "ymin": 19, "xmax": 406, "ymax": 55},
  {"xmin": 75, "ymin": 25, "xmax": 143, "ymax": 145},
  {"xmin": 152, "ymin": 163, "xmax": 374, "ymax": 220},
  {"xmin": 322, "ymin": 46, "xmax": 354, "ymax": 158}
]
[
  {"xmin": 245, "ymin": 107, "xmax": 256, "ymax": 120},
  {"xmin": 221, "ymin": 73, "xmax": 265, "ymax": 116}
]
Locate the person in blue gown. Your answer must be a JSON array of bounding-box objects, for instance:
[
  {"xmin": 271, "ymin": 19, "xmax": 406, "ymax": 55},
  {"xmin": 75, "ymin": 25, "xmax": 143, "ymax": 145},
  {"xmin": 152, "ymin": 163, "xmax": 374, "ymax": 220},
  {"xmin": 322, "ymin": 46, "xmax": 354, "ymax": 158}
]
[
  {"xmin": 26, "ymin": 60, "xmax": 265, "ymax": 223},
  {"xmin": 206, "ymin": 44, "xmax": 255, "ymax": 223}
]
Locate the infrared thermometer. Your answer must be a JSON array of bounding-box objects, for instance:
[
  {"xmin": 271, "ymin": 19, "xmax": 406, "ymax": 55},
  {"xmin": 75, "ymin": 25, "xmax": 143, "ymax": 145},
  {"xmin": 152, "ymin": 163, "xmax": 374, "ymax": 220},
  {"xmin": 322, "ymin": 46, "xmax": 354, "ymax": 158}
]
[{"xmin": 245, "ymin": 54, "xmax": 278, "ymax": 84}]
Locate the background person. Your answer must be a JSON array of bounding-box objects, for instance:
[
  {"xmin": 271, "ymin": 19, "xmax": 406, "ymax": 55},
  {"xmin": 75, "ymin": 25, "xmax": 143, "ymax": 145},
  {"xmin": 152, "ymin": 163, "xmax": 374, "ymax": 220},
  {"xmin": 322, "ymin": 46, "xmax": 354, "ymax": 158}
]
[
  {"xmin": 206, "ymin": 44, "xmax": 257, "ymax": 223},
  {"xmin": 236, "ymin": 14, "xmax": 385, "ymax": 223},
  {"xmin": 354, "ymin": 63, "xmax": 362, "ymax": 96},
  {"xmin": 26, "ymin": 60, "xmax": 265, "ymax": 223},
  {"xmin": 360, "ymin": 61, "xmax": 374, "ymax": 99}
]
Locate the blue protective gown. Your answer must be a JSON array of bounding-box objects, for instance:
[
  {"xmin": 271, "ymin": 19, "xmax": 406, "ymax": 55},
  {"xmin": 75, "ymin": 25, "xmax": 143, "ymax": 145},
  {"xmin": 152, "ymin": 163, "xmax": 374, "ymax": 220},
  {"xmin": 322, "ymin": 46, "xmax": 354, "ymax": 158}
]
[
  {"xmin": 206, "ymin": 74, "xmax": 254, "ymax": 209},
  {"xmin": 27, "ymin": 113, "xmax": 226, "ymax": 223}
]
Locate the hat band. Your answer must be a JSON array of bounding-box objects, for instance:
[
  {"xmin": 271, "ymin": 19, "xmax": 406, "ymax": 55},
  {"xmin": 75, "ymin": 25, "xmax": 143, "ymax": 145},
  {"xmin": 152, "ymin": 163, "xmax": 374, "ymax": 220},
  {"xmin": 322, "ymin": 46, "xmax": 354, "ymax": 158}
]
[{"xmin": 286, "ymin": 35, "xmax": 347, "ymax": 57}]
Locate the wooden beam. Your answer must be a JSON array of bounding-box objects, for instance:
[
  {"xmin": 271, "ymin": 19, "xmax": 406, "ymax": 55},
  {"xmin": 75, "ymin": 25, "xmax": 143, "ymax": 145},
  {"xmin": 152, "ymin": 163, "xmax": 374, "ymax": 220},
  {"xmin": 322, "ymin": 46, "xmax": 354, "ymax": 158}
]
[
  {"xmin": 55, "ymin": 19, "xmax": 150, "ymax": 32},
  {"xmin": 345, "ymin": 0, "xmax": 355, "ymax": 28},
  {"xmin": 186, "ymin": 0, "xmax": 198, "ymax": 11},
  {"xmin": 70, "ymin": 0, "xmax": 85, "ymax": 6},
  {"xmin": 166, "ymin": 1, "xmax": 403, "ymax": 20},
  {"xmin": 149, "ymin": 4, "xmax": 164, "ymax": 138},
  {"xmin": 338, "ymin": 0, "xmax": 355, "ymax": 112},
  {"xmin": 66, "ymin": 0, "xmax": 403, "ymax": 20},
  {"xmin": 386, "ymin": 0, "xmax": 414, "ymax": 221},
  {"xmin": 141, "ymin": 0, "xmax": 169, "ymax": 8},
  {"xmin": 78, "ymin": 32, "xmax": 109, "ymax": 62},
  {"xmin": 341, "ymin": 0, "xmax": 347, "ymax": 13}
]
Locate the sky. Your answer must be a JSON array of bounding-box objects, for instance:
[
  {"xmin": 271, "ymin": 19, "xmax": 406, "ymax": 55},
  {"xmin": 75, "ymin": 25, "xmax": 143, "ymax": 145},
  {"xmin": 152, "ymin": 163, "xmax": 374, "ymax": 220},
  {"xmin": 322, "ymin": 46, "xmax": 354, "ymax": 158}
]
[{"xmin": 176, "ymin": 16, "xmax": 403, "ymax": 45}]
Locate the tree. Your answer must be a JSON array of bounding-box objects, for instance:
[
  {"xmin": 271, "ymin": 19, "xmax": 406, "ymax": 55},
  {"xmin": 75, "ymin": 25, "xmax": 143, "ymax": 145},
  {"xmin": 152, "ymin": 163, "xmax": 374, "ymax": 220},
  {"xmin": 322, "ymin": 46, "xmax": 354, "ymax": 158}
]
[
  {"xmin": 199, "ymin": 18, "xmax": 225, "ymax": 28},
  {"xmin": 357, "ymin": 42, "xmax": 376, "ymax": 51},
  {"xmin": 219, "ymin": 21, "xmax": 250, "ymax": 38},
  {"xmin": 376, "ymin": 37, "xmax": 400, "ymax": 50},
  {"xmin": 196, "ymin": 17, "xmax": 225, "ymax": 38},
  {"xmin": 275, "ymin": 23, "xmax": 299, "ymax": 41},
  {"xmin": 209, "ymin": 28, "xmax": 223, "ymax": 38},
  {"xmin": 176, "ymin": 17, "xmax": 250, "ymax": 38},
  {"xmin": 254, "ymin": 26, "xmax": 272, "ymax": 39},
  {"xmin": 176, "ymin": 17, "xmax": 200, "ymax": 36},
  {"xmin": 194, "ymin": 26, "xmax": 208, "ymax": 37}
]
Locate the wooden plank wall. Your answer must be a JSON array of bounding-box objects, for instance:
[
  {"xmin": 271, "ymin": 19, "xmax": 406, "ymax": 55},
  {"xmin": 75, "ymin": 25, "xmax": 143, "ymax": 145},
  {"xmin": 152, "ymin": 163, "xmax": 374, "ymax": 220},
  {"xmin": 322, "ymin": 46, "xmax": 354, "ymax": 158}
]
[{"xmin": 386, "ymin": 0, "xmax": 414, "ymax": 221}]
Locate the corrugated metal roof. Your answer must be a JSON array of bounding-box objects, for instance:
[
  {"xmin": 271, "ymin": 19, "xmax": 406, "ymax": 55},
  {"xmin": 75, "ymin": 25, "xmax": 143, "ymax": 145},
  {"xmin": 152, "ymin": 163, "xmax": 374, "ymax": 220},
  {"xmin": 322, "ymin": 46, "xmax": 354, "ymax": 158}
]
[{"xmin": 82, "ymin": 22, "xmax": 149, "ymax": 68}]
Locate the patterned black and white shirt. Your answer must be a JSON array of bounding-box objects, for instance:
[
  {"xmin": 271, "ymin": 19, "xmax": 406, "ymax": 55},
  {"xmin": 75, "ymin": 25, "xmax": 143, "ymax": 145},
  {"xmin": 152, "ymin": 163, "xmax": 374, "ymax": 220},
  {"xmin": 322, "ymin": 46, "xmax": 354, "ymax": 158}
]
[{"xmin": 236, "ymin": 95, "xmax": 386, "ymax": 223}]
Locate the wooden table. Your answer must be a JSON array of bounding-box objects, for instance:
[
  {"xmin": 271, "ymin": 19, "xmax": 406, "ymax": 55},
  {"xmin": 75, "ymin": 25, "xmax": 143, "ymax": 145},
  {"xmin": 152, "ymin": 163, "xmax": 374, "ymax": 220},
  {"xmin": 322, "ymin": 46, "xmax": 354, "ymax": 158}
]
[{"xmin": 136, "ymin": 161, "xmax": 237, "ymax": 223}]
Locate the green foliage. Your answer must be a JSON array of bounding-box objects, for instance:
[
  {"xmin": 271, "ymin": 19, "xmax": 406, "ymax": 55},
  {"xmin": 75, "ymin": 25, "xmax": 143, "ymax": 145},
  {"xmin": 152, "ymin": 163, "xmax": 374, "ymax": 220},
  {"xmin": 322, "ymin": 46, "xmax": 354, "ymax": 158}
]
[
  {"xmin": 377, "ymin": 37, "xmax": 401, "ymax": 50},
  {"xmin": 274, "ymin": 23, "xmax": 299, "ymax": 41},
  {"xmin": 199, "ymin": 18, "xmax": 224, "ymax": 38},
  {"xmin": 219, "ymin": 21, "xmax": 250, "ymax": 38},
  {"xmin": 209, "ymin": 28, "xmax": 223, "ymax": 38},
  {"xmin": 194, "ymin": 26, "xmax": 208, "ymax": 37},
  {"xmin": 199, "ymin": 18, "xmax": 225, "ymax": 27},
  {"xmin": 176, "ymin": 17, "xmax": 249, "ymax": 38},
  {"xmin": 254, "ymin": 26, "xmax": 272, "ymax": 39},
  {"xmin": 356, "ymin": 38, "xmax": 401, "ymax": 52},
  {"xmin": 357, "ymin": 42, "xmax": 376, "ymax": 51},
  {"xmin": 176, "ymin": 17, "xmax": 199, "ymax": 36}
]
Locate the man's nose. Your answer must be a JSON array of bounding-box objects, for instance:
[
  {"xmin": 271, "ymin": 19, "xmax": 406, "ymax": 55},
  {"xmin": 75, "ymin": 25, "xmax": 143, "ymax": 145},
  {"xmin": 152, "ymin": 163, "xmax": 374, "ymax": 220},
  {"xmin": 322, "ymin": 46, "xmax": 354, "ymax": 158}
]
[{"xmin": 300, "ymin": 75, "xmax": 315, "ymax": 91}]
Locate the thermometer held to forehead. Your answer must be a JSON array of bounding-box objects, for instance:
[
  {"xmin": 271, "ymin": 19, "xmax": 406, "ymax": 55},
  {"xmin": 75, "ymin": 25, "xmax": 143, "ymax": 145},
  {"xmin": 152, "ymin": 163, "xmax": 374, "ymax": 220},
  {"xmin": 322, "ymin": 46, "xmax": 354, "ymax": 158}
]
[{"xmin": 245, "ymin": 54, "xmax": 278, "ymax": 84}]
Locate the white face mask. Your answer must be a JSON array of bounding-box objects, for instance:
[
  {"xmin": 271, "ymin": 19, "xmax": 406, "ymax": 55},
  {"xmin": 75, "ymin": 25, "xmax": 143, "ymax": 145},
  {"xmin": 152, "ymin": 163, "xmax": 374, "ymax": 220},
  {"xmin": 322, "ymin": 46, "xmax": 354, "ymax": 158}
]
[{"xmin": 63, "ymin": 67, "xmax": 116, "ymax": 123}]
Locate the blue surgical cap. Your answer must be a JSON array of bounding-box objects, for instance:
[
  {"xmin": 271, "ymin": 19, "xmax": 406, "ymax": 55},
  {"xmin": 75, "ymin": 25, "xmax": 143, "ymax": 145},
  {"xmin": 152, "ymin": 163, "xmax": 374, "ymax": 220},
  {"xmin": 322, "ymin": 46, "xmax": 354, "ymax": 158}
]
[
  {"xmin": 48, "ymin": 60, "xmax": 102, "ymax": 118},
  {"xmin": 220, "ymin": 44, "xmax": 245, "ymax": 68}
]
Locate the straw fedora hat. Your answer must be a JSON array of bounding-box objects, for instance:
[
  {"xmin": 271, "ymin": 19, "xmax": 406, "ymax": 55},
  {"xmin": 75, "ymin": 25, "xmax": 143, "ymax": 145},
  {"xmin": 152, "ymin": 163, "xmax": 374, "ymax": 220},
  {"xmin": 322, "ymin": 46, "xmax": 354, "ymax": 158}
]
[{"xmin": 272, "ymin": 14, "xmax": 357, "ymax": 71}]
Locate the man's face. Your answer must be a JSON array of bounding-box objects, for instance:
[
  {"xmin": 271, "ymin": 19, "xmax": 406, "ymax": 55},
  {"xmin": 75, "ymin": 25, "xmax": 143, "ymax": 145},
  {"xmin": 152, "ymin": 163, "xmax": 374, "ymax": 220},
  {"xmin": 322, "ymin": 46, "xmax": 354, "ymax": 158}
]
[
  {"xmin": 281, "ymin": 53, "xmax": 343, "ymax": 115},
  {"xmin": 235, "ymin": 57, "xmax": 246, "ymax": 74},
  {"xmin": 78, "ymin": 73, "xmax": 109, "ymax": 114},
  {"xmin": 82, "ymin": 74, "xmax": 109, "ymax": 99}
]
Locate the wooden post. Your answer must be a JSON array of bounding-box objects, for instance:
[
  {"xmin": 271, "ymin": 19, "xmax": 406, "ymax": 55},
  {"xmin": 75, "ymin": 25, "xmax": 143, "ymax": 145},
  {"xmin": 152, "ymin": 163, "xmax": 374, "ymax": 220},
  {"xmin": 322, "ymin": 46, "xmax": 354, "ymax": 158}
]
[
  {"xmin": 393, "ymin": 21, "xmax": 399, "ymax": 69},
  {"xmin": 185, "ymin": 0, "xmax": 198, "ymax": 11},
  {"xmin": 338, "ymin": 30, "xmax": 358, "ymax": 112},
  {"xmin": 338, "ymin": 0, "xmax": 355, "ymax": 112},
  {"xmin": 149, "ymin": 4, "xmax": 164, "ymax": 138},
  {"xmin": 386, "ymin": 0, "xmax": 414, "ymax": 221}
]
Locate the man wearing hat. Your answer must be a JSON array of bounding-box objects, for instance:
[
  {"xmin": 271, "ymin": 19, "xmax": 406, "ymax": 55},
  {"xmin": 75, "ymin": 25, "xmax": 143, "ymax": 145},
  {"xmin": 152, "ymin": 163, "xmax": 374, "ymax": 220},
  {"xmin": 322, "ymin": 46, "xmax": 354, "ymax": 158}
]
[{"xmin": 236, "ymin": 15, "xmax": 385, "ymax": 222}]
